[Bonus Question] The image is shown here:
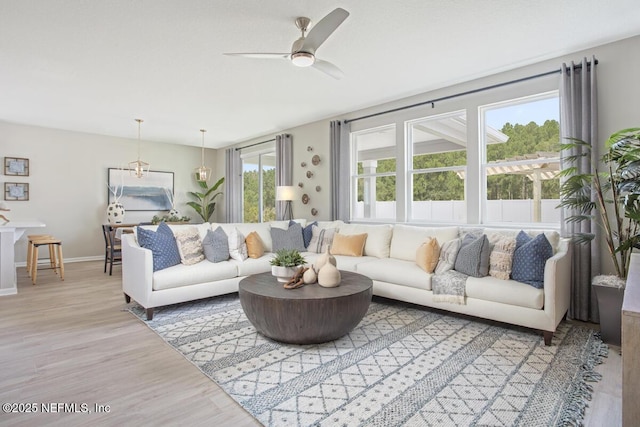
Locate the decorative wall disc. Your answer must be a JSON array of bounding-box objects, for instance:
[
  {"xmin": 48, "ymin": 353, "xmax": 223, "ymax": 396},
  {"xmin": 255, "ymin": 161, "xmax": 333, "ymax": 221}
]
[
  {"xmin": 312, "ymin": 154, "xmax": 321, "ymax": 165},
  {"xmin": 307, "ymin": 146, "xmax": 313, "ymax": 152},
  {"xmin": 306, "ymin": 170, "xmax": 313, "ymax": 178},
  {"xmin": 316, "ymin": 186, "xmax": 321, "ymax": 192},
  {"xmin": 311, "ymin": 208, "xmax": 318, "ymax": 216},
  {"xmin": 298, "ymin": 182, "xmax": 304, "ymax": 188},
  {"xmin": 301, "ymin": 162, "xmax": 307, "ymax": 167},
  {"xmin": 302, "ymin": 194, "xmax": 310, "ymax": 204}
]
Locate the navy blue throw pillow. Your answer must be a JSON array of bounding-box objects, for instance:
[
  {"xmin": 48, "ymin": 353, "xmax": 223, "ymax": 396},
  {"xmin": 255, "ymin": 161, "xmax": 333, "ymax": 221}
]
[
  {"xmin": 137, "ymin": 222, "xmax": 182, "ymax": 271},
  {"xmin": 510, "ymin": 231, "xmax": 553, "ymax": 288}
]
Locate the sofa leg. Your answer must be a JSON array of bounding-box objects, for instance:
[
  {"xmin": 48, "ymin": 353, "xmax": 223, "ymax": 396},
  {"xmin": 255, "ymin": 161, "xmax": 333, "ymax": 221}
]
[
  {"xmin": 543, "ymin": 331, "xmax": 553, "ymax": 346},
  {"xmin": 146, "ymin": 308, "xmax": 154, "ymax": 321},
  {"xmin": 124, "ymin": 293, "xmax": 131, "ymax": 303}
]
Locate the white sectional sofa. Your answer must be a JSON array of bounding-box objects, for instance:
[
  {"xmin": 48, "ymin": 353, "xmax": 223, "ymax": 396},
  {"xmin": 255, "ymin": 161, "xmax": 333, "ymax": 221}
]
[{"xmin": 122, "ymin": 220, "xmax": 571, "ymax": 345}]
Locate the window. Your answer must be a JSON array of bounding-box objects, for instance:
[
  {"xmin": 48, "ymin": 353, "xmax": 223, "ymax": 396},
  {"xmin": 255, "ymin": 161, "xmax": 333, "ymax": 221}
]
[
  {"xmin": 351, "ymin": 125, "xmax": 396, "ymax": 221},
  {"xmin": 481, "ymin": 92, "xmax": 560, "ymax": 224},
  {"xmin": 242, "ymin": 148, "xmax": 276, "ymax": 223},
  {"xmin": 407, "ymin": 111, "xmax": 467, "ymax": 222}
]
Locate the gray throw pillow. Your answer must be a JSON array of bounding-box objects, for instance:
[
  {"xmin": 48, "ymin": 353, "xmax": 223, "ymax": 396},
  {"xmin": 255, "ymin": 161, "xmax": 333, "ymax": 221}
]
[
  {"xmin": 202, "ymin": 227, "xmax": 229, "ymax": 263},
  {"xmin": 270, "ymin": 222, "xmax": 306, "ymax": 252},
  {"xmin": 454, "ymin": 234, "xmax": 491, "ymax": 278}
]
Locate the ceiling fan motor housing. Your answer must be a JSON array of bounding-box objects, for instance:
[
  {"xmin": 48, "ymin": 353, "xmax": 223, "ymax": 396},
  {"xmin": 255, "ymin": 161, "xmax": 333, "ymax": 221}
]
[{"xmin": 291, "ymin": 37, "xmax": 315, "ymax": 67}]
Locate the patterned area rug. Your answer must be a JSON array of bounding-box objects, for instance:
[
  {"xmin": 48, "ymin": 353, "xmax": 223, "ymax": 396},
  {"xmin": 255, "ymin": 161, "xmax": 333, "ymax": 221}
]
[{"xmin": 129, "ymin": 295, "xmax": 607, "ymax": 427}]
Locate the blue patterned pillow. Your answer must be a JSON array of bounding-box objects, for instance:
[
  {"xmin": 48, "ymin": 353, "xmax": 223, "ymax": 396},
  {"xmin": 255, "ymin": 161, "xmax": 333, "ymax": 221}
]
[
  {"xmin": 202, "ymin": 227, "xmax": 229, "ymax": 263},
  {"xmin": 510, "ymin": 231, "xmax": 553, "ymax": 288},
  {"xmin": 302, "ymin": 221, "xmax": 317, "ymax": 248},
  {"xmin": 137, "ymin": 222, "xmax": 182, "ymax": 272},
  {"xmin": 271, "ymin": 222, "xmax": 306, "ymax": 252}
]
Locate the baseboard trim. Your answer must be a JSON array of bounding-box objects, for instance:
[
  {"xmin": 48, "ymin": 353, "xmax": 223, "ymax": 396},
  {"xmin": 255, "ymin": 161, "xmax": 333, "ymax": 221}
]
[{"xmin": 16, "ymin": 256, "xmax": 103, "ymax": 268}]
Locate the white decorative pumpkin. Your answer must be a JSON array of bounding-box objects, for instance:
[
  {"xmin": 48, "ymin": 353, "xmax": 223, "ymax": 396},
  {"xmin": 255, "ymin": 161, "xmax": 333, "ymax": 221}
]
[
  {"xmin": 107, "ymin": 202, "xmax": 125, "ymax": 224},
  {"xmin": 169, "ymin": 208, "xmax": 180, "ymax": 217}
]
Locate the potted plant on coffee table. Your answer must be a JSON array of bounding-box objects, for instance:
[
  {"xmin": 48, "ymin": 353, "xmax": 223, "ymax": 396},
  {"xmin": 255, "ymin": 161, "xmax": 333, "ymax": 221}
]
[
  {"xmin": 559, "ymin": 127, "xmax": 640, "ymax": 345},
  {"xmin": 270, "ymin": 249, "xmax": 306, "ymax": 283}
]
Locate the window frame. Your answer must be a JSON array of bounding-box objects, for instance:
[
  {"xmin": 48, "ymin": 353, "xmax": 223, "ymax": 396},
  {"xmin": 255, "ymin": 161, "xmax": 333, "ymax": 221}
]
[{"xmin": 240, "ymin": 145, "xmax": 276, "ymax": 223}]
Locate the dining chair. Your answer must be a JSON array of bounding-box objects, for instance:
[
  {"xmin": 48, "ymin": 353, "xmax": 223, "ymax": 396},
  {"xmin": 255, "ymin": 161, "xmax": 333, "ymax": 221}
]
[{"xmin": 102, "ymin": 224, "xmax": 122, "ymax": 275}]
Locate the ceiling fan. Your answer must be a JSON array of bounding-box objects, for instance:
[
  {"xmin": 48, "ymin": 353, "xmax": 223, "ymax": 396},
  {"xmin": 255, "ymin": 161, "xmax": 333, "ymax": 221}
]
[{"xmin": 224, "ymin": 8, "xmax": 349, "ymax": 79}]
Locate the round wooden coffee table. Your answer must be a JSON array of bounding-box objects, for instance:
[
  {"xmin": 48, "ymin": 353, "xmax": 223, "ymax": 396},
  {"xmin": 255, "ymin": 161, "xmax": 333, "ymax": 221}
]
[{"xmin": 239, "ymin": 270, "xmax": 373, "ymax": 344}]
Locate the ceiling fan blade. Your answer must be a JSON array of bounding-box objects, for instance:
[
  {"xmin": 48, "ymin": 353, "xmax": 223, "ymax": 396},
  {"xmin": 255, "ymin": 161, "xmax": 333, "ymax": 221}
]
[
  {"xmin": 224, "ymin": 53, "xmax": 289, "ymax": 59},
  {"xmin": 302, "ymin": 8, "xmax": 349, "ymax": 51},
  {"xmin": 312, "ymin": 59, "xmax": 344, "ymax": 80}
]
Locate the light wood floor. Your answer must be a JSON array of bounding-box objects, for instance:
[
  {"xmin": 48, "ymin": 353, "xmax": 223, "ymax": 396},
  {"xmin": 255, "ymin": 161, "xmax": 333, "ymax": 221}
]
[{"xmin": 0, "ymin": 261, "xmax": 621, "ymax": 426}]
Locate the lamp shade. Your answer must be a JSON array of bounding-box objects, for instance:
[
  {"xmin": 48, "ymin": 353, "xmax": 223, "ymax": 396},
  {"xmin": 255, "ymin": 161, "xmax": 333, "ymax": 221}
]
[{"xmin": 276, "ymin": 186, "xmax": 296, "ymax": 201}]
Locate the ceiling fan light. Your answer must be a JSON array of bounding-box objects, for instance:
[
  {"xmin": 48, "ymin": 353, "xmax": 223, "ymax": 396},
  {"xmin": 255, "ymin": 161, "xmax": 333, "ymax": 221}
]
[{"xmin": 291, "ymin": 52, "xmax": 315, "ymax": 67}]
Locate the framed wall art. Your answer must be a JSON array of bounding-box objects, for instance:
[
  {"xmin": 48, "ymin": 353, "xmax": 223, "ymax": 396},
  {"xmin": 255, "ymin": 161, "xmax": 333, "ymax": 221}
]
[
  {"xmin": 107, "ymin": 168, "xmax": 174, "ymax": 211},
  {"xmin": 4, "ymin": 157, "xmax": 29, "ymax": 176},
  {"xmin": 4, "ymin": 182, "xmax": 29, "ymax": 201}
]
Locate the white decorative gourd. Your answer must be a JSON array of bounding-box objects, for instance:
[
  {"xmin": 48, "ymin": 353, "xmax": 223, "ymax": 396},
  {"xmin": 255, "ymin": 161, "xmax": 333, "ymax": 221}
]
[
  {"xmin": 303, "ymin": 267, "xmax": 318, "ymax": 284},
  {"xmin": 318, "ymin": 262, "xmax": 341, "ymax": 288},
  {"xmin": 314, "ymin": 246, "xmax": 336, "ymax": 272}
]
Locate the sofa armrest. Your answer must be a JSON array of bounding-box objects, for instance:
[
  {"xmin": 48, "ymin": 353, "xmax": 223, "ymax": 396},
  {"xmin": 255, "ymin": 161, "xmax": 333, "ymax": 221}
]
[
  {"xmin": 122, "ymin": 233, "xmax": 154, "ymax": 307},
  {"xmin": 542, "ymin": 238, "xmax": 572, "ymax": 330}
]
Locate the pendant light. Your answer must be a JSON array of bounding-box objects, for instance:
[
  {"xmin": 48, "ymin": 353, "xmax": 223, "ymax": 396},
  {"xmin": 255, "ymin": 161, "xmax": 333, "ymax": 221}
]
[
  {"xmin": 128, "ymin": 118, "xmax": 150, "ymax": 178},
  {"xmin": 195, "ymin": 129, "xmax": 211, "ymax": 182}
]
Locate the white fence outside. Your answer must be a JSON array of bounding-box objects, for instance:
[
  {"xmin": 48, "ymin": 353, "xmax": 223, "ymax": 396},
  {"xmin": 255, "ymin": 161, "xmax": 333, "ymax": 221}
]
[{"xmin": 354, "ymin": 199, "xmax": 561, "ymax": 223}]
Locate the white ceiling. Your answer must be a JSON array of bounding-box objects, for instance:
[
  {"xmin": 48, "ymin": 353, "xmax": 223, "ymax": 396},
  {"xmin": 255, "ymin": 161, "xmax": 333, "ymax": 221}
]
[{"xmin": 1, "ymin": 0, "xmax": 639, "ymax": 149}]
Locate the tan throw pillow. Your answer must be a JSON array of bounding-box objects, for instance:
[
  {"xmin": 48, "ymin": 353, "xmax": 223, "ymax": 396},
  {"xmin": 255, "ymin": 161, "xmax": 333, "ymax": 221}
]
[
  {"xmin": 330, "ymin": 233, "xmax": 367, "ymax": 257},
  {"xmin": 416, "ymin": 238, "xmax": 440, "ymax": 273},
  {"xmin": 245, "ymin": 231, "xmax": 265, "ymax": 259},
  {"xmin": 173, "ymin": 227, "xmax": 205, "ymax": 266},
  {"xmin": 489, "ymin": 236, "xmax": 517, "ymax": 280}
]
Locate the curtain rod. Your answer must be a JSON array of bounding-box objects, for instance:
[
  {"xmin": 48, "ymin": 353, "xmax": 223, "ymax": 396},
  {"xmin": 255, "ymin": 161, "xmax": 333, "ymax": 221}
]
[
  {"xmin": 344, "ymin": 59, "xmax": 598, "ymax": 124},
  {"xmin": 235, "ymin": 138, "xmax": 276, "ymax": 151}
]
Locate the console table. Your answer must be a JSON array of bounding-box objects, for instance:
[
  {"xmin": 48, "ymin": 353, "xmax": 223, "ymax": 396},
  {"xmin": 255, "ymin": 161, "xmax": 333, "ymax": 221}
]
[{"xmin": 0, "ymin": 221, "xmax": 46, "ymax": 295}]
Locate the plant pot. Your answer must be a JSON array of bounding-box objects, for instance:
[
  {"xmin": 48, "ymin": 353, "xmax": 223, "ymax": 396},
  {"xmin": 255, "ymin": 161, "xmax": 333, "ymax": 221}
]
[
  {"xmin": 271, "ymin": 266, "xmax": 299, "ymax": 283},
  {"xmin": 593, "ymin": 275, "xmax": 625, "ymax": 346}
]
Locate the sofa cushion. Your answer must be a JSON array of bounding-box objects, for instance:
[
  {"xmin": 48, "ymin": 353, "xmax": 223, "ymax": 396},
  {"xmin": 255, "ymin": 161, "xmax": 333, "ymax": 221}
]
[
  {"xmin": 454, "ymin": 234, "xmax": 491, "ymax": 278},
  {"xmin": 489, "ymin": 236, "xmax": 516, "ymax": 280},
  {"xmin": 465, "ymin": 276, "xmax": 544, "ymax": 309},
  {"xmin": 173, "ymin": 226, "xmax": 205, "ymax": 265},
  {"xmin": 331, "ymin": 233, "xmax": 367, "ymax": 257},
  {"xmin": 416, "ymin": 238, "xmax": 440, "ymax": 273},
  {"xmin": 338, "ymin": 224, "xmax": 393, "ymax": 258},
  {"xmin": 202, "ymin": 227, "xmax": 229, "ymax": 263},
  {"xmin": 152, "ymin": 260, "xmax": 238, "ymax": 291},
  {"xmin": 511, "ymin": 231, "xmax": 553, "ymax": 288},
  {"xmin": 390, "ymin": 225, "xmax": 459, "ymax": 261},
  {"xmin": 228, "ymin": 227, "xmax": 248, "ymax": 262},
  {"xmin": 332, "ymin": 255, "xmax": 378, "ymax": 273},
  {"xmin": 307, "ymin": 226, "xmax": 336, "ymax": 253},
  {"xmin": 484, "ymin": 228, "xmax": 560, "ymax": 254},
  {"xmin": 435, "ymin": 238, "xmax": 462, "ymax": 274},
  {"xmin": 271, "ymin": 222, "xmax": 306, "ymax": 252},
  {"xmin": 231, "ymin": 254, "xmax": 274, "ymax": 276},
  {"xmin": 137, "ymin": 222, "xmax": 182, "ymax": 272},
  {"xmin": 246, "ymin": 231, "xmax": 265, "ymax": 259},
  {"xmin": 356, "ymin": 258, "xmax": 432, "ymax": 291}
]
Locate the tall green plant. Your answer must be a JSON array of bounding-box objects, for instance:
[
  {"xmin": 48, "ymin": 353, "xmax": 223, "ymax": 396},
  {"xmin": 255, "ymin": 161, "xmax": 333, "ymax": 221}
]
[
  {"xmin": 558, "ymin": 127, "xmax": 640, "ymax": 278},
  {"xmin": 187, "ymin": 176, "xmax": 224, "ymax": 222}
]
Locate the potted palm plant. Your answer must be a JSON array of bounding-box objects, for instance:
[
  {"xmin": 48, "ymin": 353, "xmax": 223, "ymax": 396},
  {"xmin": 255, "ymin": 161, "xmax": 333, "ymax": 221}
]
[
  {"xmin": 187, "ymin": 176, "xmax": 224, "ymax": 222},
  {"xmin": 270, "ymin": 249, "xmax": 307, "ymax": 283},
  {"xmin": 559, "ymin": 127, "xmax": 640, "ymax": 345}
]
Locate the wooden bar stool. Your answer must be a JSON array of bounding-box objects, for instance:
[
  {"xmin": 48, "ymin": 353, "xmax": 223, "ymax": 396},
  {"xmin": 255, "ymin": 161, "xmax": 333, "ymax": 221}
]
[
  {"xmin": 27, "ymin": 234, "xmax": 53, "ymax": 277},
  {"xmin": 30, "ymin": 237, "xmax": 64, "ymax": 285}
]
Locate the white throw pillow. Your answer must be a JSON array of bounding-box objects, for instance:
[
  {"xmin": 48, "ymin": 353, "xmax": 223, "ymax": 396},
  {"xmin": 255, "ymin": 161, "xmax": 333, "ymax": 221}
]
[{"xmin": 228, "ymin": 227, "xmax": 248, "ymax": 261}]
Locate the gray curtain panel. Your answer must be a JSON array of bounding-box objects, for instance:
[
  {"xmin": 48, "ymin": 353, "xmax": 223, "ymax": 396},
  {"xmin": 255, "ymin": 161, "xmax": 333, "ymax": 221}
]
[
  {"xmin": 224, "ymin": 148, "xmax": 243, "ymax": 223},
  {"xmin": 560, "ymin": 56, "xmax": 599, "ymax": 322},
  {"xmin": 330, "ymin": 120, "xmax": 351, "ymax": 221},
  {"xmin": 275, "ymin": 134, "xmax": 293, "ymax": 220}
]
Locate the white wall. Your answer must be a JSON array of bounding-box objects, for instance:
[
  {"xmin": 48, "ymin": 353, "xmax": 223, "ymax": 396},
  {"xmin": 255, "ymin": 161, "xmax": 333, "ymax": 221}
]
[{"xmin": 0, "ymin": 121, "xmax": 218, "ymax": 262}]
